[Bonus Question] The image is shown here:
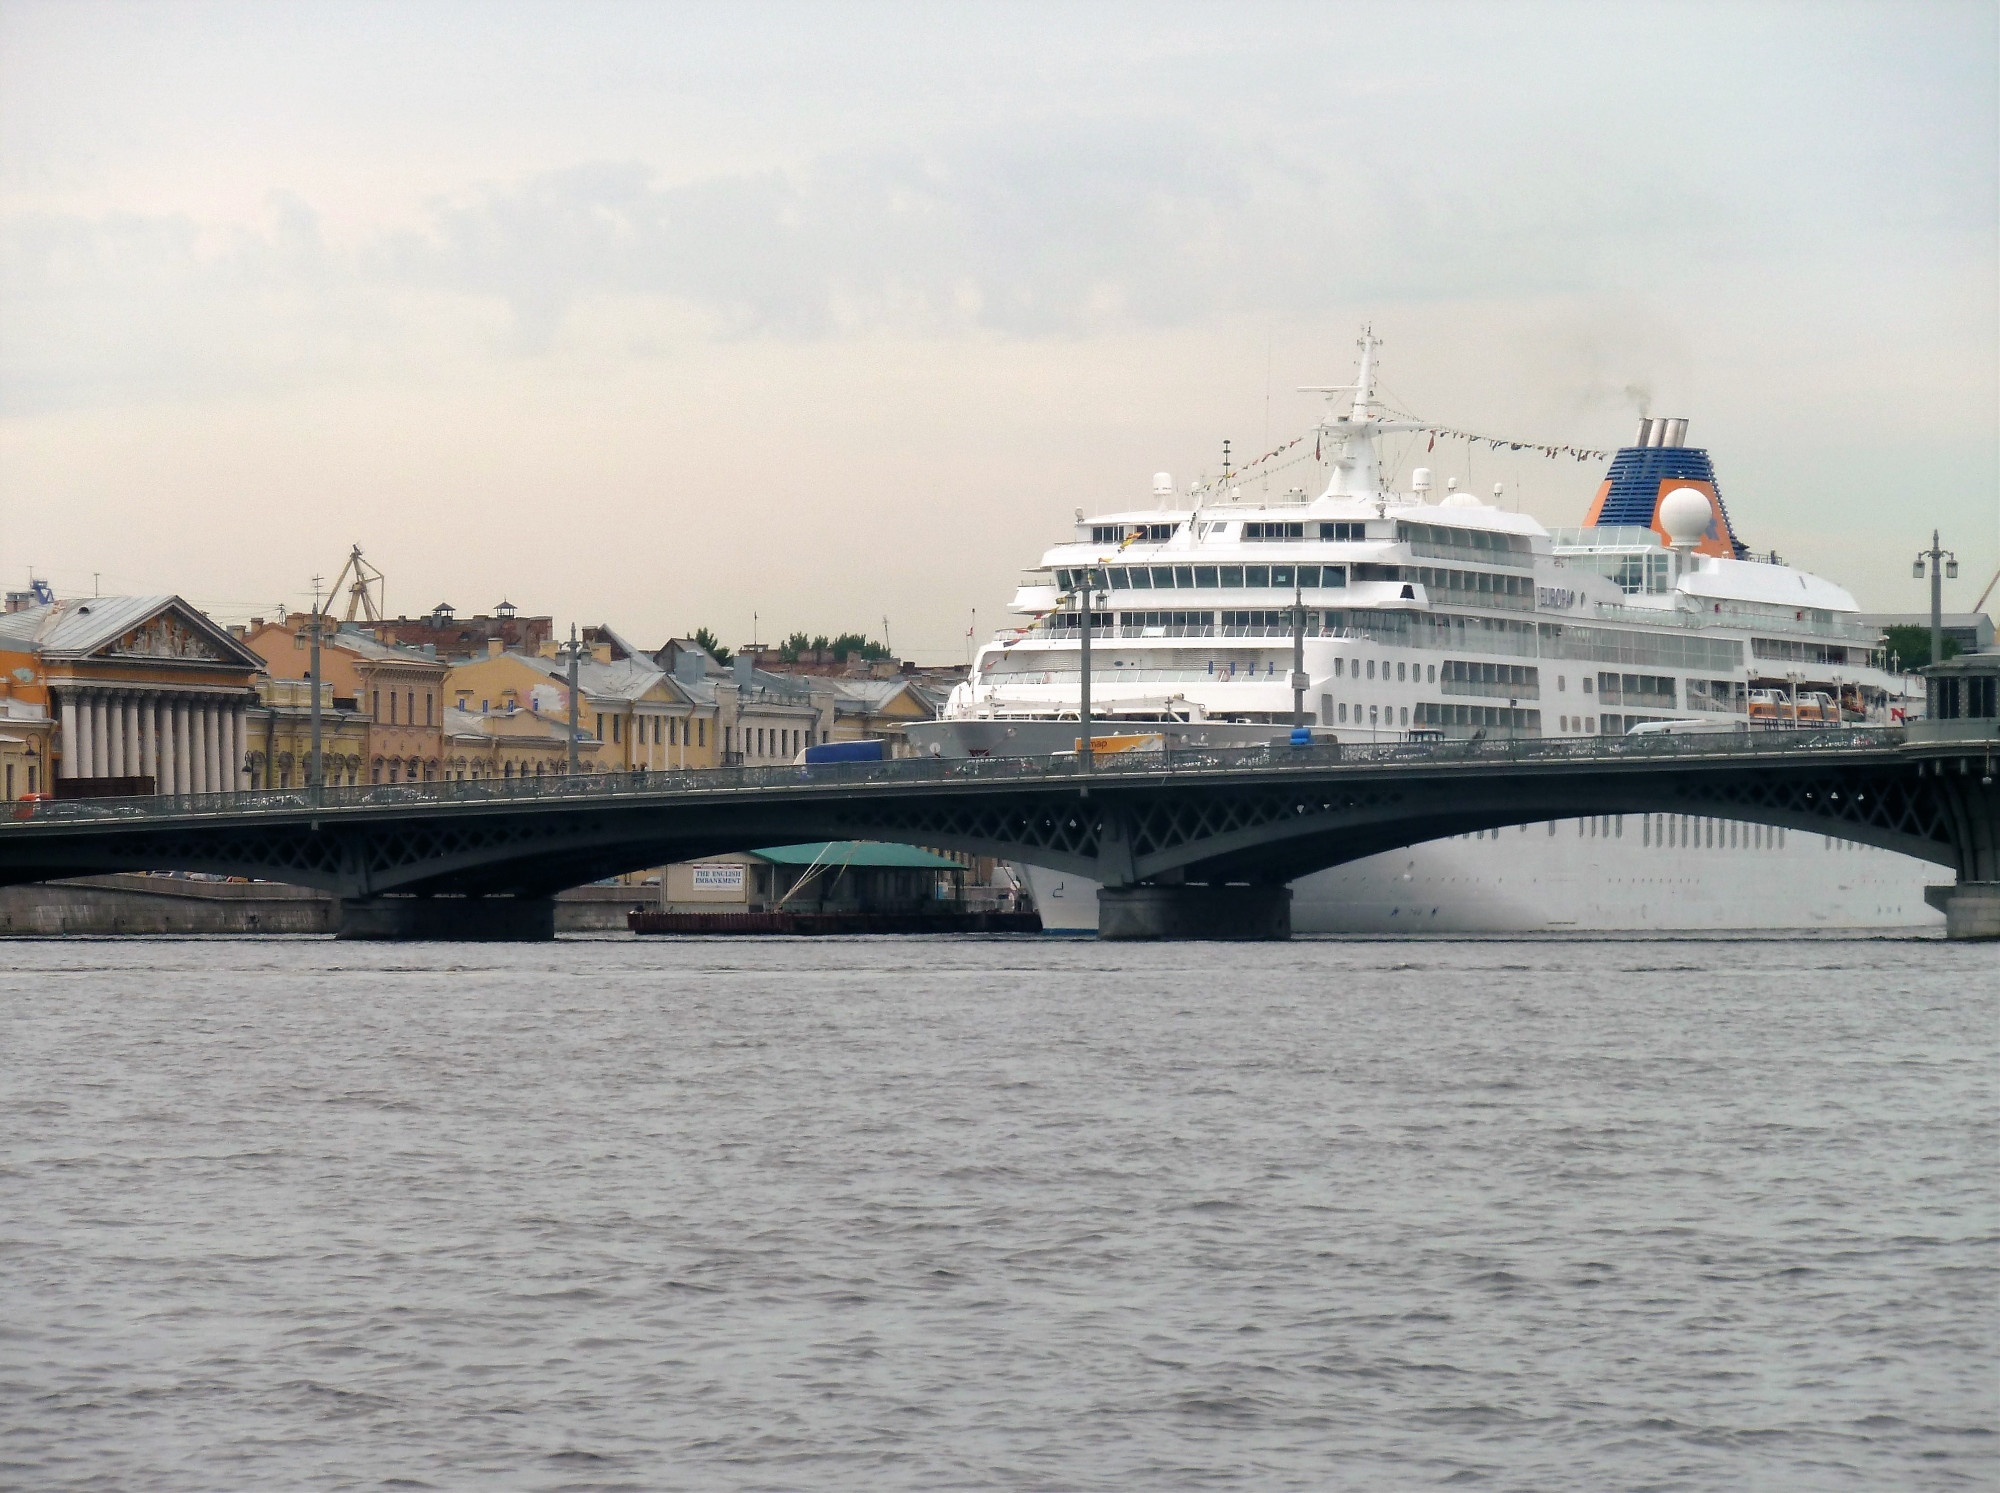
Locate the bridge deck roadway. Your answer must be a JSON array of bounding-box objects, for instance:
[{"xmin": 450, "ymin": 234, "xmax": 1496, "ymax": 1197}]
[{"xmin": 3, "ymin": 728, "xmax": 1994, "ymax": 932}]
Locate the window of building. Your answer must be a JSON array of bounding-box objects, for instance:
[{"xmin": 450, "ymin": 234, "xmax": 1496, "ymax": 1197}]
[
  {"xmin": 407, "ymin": 691, "xmax": 415, "ymax": 723},
  {"xmin": 596, "ymin": 713, "xmax": 605, "ymax": 741},
  {"xmin": 612, "ymin": 716, "xmax": 621, "ymax": 744},
  {"xmin": 698, "ymin": 720, "xmax": 706, "ymax": 747},
  {"xmin": 4, "ymin": 765, "xmax": 11, "ymax": 799}
]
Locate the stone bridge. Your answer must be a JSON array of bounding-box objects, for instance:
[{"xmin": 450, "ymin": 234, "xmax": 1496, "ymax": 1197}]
[{"xmin": 2, "ymin": 726, "xmax": 1994, "ymax": 939}]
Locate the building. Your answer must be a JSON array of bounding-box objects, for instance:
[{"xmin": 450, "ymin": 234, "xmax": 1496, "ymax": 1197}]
[
  {"xmin": 442, "ymin": 706, "xmax": 602, "ymax": 780},
  {"xmin": 242, "ymin": 616, "xmax": 451, "ymax": 782},
  {"xmin": 244, "ymin": 677, "xmax": 372, "ymax": 789},
  {"xmin": 445, "ymin": 646, "xmax": 707, "ymax": 771},
  {"xmin": 368, "ymin": 600, "xmax": 553, "ymax": 661},
  {"xmin": 660, "ymin": 842, "xmax": 966, "ymax": 913},
  {"xmin": 0, "ymin": 596, "xmax": 264, "ymax": 793},
  {"xmin": 0, "ymin": 696, "xmax": 54, "ymax": 801},
  {"xmin": 1855, "ymin": 612, "xmax": 1996, "ymax": 659}
]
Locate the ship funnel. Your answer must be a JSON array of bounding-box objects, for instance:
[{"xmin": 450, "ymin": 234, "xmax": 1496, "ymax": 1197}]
[
  {"xmin": 1662, "ymin": 417, "xmax": 1688, "ymax": 447},
  {"xmin": 1634, "ymin": 417, "xmax": 1656, "ymax": 447},
  {"xmin": 1646, "ymin": 419, "xmax": 1668, "ymax": 448}
]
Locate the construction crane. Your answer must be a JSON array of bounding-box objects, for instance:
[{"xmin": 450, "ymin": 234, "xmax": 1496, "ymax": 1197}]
[{"xmin": 323, "ymin": 545, "xmax": 385, "ymax": 623}]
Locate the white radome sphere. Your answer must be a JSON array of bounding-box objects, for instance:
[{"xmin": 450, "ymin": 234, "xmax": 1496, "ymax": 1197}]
[{"xmin": 1659, "ymin": 487, "xmax": 1712, "ymax": 546}]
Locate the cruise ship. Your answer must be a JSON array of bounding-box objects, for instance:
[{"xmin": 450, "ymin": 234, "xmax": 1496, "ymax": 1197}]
[{"xmin": 905, "ymin": 330, "xmax": 1943, "ymax": 932}]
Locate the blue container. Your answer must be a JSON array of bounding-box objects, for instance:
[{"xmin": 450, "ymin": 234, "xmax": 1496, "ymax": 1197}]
[
  {"xmin": 803, "ymin": 740, "xmax": 888, "ymax": 764},
  {"xmin": 1290, "ymin": 727, "xmax": 1313, "ymax": 746}
]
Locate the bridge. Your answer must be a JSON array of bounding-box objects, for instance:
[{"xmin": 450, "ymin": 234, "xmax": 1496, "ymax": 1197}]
[{"xmin": 3, "ymin": 726, "xmax": 1995, "ymax": 939}]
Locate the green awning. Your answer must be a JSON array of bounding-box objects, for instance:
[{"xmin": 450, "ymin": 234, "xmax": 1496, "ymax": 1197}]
[{"xmin": 752, "ymin": 841, "xmax": 963, "ymax": 870}]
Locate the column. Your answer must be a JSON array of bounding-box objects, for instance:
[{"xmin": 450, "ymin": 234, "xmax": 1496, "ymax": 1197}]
[
  {"xmin": 59, "ymin": 693, "xmax": 79, "ymax": 778},
  {"xmin": 210, "ymin": 703, "xmax": 225, "ymax": 794},
  {"xmin": 222, "ymin": 706, "xmax": 240, "ymax": 792},
  {"xmin": 199, "ymin": 703, "xmax": 217, "ymax": 793},
  {"xmin": 138, "ymin": 695, "xmax": 155, "ymax": 786},
  {"xmin": 121, "ymin": 695, "xmax": 139, "ymax": 778},
  {"xmin": 234, "ymin": 704, "xmax": 250, "ymax": 790},
  {"xmin": 157, "ymin": 698, "xmax": 176, "ymax": 795},
  {"xmin": 104, "ymin": 692, "xmax": 122, "ymax": 777},
  {"xmin": 87, "ymin": 693, "xmax": 107, "ymax": 776},
  {"xmin": 172, "ymin": 700, "xmax": 190, "ymax": 794}
]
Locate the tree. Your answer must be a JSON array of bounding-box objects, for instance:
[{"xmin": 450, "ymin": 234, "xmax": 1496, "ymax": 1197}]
[
  {"xmin": 690, "ymin": 627, "xmax": 731, "ymax": 665},
  {"xmin": 1881, "ymin": 625, "xmax": 1960, "ymax": 672}
]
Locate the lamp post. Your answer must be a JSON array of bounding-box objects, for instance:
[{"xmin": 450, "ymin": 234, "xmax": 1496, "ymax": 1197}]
[
  {"xmin": 1912, "ymin": 531, "xmax": 1960, "ymax": 668},
  {"xmin": 557, "ymin": 624, "xmax": 583, "ymax": 776},
  {"xmin": 1290, "ymin": 581, "xmax": 1308, "ymax": 731},
  {"xmin": 1077, "ymin": 572, "xmax": 1100, "ymax": 771},
  {"xmin": 293, "ymin": 587, "xmax": 330, "ymax": 800}
]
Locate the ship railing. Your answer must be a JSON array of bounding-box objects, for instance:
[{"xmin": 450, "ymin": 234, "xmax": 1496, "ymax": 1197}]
[{"xmin": 3, "ymin": 725, "xmax": 1951, "ymax": 827}]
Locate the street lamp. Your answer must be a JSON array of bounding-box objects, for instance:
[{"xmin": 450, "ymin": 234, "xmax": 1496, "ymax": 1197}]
[
  {"xmin": 1913, "ymin": 531, "xmax": 1960, "ymax": 668},
  {"xmin": 1077, "ymin": 571, "xmax": 1100, "ymax": 772},
  {"xmin": 292, "ymin": 583, "xmax": 331, "ymax": 798},
  {"xmin": 555, "ymin": 624, "xmax": 584, "ymax": 776}
]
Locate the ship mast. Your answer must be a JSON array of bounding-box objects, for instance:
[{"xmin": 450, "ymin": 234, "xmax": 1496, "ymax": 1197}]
[{"xmin": 1300, "ymin": 325, "xmax": 1427, "ymax": 503}]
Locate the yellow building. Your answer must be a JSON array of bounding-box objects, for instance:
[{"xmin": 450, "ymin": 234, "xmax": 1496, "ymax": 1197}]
[
  {"xmin": 245, "ymin": 677, "xmax": 372, "ymax": 789},
  {"xmin": 442, "ymin": 706, "xmax": 602, "ymax": 780},
  {"xmin": 446, "ymin": 649, "xmax": 713, "ymax": 771},
  {"xmin": 242, "ymin": 615, "xmax": 451, "ymax": 783}
]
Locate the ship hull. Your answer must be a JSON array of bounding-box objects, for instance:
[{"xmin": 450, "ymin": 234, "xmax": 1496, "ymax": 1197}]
[{"xmin": 1020, "ymin": 827, "xmax": 1942, "ymax": 933}]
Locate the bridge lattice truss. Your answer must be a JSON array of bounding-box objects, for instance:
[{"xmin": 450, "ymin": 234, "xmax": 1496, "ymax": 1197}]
[{"xmin": 4, "ymin": 749, "xmax": 1991, "ymax": 898}]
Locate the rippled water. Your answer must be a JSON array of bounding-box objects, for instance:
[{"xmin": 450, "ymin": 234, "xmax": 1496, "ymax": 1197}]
[{"xmin": 2, "ymin": 933, "xmax": 1993, "ymax": 1490}]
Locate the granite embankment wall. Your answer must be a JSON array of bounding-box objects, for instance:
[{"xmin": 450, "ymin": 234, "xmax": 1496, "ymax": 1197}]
[{"xmin": 0, "ymin": 876, "xmax": 652, "ymax": 935}]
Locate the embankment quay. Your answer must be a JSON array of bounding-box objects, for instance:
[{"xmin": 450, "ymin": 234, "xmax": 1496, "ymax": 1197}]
[{"xmin": 3, "ymin": 725, "xmax": 1995, "ymax": 940}]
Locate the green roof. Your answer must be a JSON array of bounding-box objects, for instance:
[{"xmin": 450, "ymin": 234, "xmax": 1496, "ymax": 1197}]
[{"xmin": 752, "ymin": 841, "xmax": 963, "ymax": 870}]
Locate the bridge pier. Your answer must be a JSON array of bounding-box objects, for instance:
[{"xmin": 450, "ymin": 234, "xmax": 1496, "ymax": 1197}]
[
  {"xmin": 336, "ymin": 895, "xmax": 556, "ymax": 941},
  {"xmin": 1924, "ymin": 882, "xmax": 2000, "ymax": 941},
  {"xmin": 1097, "ymin": 883, "xmax": 1292, "ymax": 941}
]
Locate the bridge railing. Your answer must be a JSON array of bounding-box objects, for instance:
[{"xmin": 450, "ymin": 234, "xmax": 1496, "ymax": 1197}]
[{"xmin": 3, "ymin": 725, "xmax": 1929, "ymax": 828}]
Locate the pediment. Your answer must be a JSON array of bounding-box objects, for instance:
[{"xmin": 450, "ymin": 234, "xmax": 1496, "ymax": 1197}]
[{"xmin": 88, "ymin": 600, "xmax": 262, "ymax": 670}]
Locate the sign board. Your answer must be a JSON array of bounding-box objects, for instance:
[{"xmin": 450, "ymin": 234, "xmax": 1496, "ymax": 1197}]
[
  {"xmin": 530, "ymin": 684, "xmax": 566, "ymax": 714},
  {"xmin": 690, "ymin": 863, "xmax": 746, "ymax": 891}
]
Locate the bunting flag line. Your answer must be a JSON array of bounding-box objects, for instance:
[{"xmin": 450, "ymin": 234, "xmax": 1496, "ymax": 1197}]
[{"xmin": 1418, "ymin": 426, "xmax": 1609, "ymax": 462}]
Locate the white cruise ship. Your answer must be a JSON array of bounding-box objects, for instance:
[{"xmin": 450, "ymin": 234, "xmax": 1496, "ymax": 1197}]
[{"xmin": 905, "ymin": 330, "xmax": 1944, "ymax": 932}]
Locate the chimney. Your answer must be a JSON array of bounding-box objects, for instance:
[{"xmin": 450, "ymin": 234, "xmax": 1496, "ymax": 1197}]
[
  {"xmin": 1663, "ymin": 417, "xmax": 1688, "ymax": 447},
  {"xmin": 732, "ymin": 654, "xmax": 754, "ymax": 686},
  {"xmin": 487, "ymin": 637, "xmax": 504, "ymax": 657},
  {"xmin": 1646, "ymin": 419, "xmax": 1667, "ymax": 448},
  {"xmin": 674, "ymin": 650, "xmax": 706, "ymax": 685},
  {"xmin": 1634, "ymin": 417, "xmax": 1655, "ymax": 447}
]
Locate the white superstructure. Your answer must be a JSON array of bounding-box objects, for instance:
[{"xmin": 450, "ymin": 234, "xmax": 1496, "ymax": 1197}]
[{"xmin": 909, "ymin": 329, "xmax": 1942, "ymax": 932}]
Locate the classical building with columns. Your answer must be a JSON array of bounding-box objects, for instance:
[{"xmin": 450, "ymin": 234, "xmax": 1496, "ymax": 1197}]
[{"xmin": 0, "ymin": 596, "xmax": 263, "ymax": 794}]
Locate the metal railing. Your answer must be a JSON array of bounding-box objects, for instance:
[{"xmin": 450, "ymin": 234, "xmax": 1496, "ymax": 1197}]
[{"xmin": 2, "ymin": 725, "xmax": 1955, "ymax": 830}]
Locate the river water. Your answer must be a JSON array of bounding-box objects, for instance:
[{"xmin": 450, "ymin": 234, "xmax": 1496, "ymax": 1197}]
[{"xmin": 1, "ymin": 933, "xmax": 1992, "ymax": 1490}]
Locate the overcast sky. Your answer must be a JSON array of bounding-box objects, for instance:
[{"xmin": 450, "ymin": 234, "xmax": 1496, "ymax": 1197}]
[{"xmin": 2, "ymin": 0, "xmax": 1994, "ymax": 655}]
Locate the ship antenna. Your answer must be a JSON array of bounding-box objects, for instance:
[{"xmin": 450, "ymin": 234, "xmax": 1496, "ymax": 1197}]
[
  {"xmin": 1352, "ymin": 325, "xmax": 1380, "ymax": 423},
  {"xmin": 1221, "ymin": 439, "xmax": 1232, "ymax": 480}
]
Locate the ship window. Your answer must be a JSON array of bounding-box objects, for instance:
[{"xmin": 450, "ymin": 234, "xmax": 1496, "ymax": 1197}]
[
  {"xmin": 1338, "ymin": 703, "xmax": 1348, "ymax": 722},
  {"xmin": 1174, "ymin": 566, "xmax": 1194, "ymax": 588},
  {"xmin": 1335, "ymin": 658, "xmax": 1344, "ymax": 677},
  {"xmin": 1220, "ymin": 566, "xmax": 1243, "ymax": 587},
  {"xmin": 1367, "ymin": 660, "xmax": 1376, "ymax": 679},
  {"xmin": 1151, "ymin": 567, "xmax": 1175, "ymax": 589},
  {"xmin": 1129, "ymin": 567, "xmax": 1152, "ymax": 589},
  {"xmin": 1270, "ymin": 565, "xmax": 1293, "ymax": 588},
  {"xmin": 1401, "ymin": 707, "xmax": 1409, "ymax": 727},
  {"xmin": 1245, "ymin": 565, "xmax": 1270, "ymax": 587},
  {"xmin": 1194, "ymin": 566, "xmax": 1218, "ymax": 587},
  {"xmin": 1109, "ymin": 568, "xmax": 1131, "ymax": 589},
  {"xmin": 1319, "ymin": 522, "xmax": 1366, "ymax": 541},
  {"xmin": 1090, "ymin": 525, "xmax": 1123, "ymax": 543},
  {"xmin": 1582, "ymin": 676, "xmax": 1593, "ymax": 694},
  {"xmin": 1397, "ymin": 662, "xmax": 1406, "ymax": 682},
  {"xmin": 1427, "ymin": 664, "xmax": 1436, "ymax": 683}
]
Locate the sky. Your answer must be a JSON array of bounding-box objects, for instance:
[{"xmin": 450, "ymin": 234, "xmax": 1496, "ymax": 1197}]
[{"xmin": 2, "ymin": 0, "xmax": 1995, "ymax": 657}]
